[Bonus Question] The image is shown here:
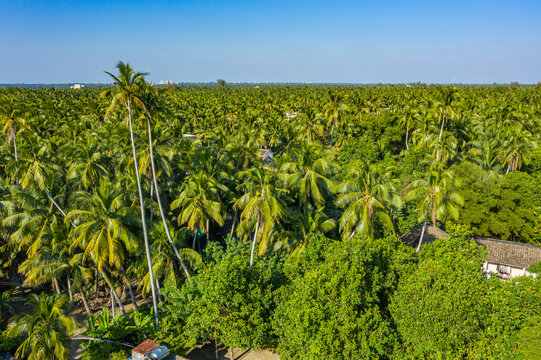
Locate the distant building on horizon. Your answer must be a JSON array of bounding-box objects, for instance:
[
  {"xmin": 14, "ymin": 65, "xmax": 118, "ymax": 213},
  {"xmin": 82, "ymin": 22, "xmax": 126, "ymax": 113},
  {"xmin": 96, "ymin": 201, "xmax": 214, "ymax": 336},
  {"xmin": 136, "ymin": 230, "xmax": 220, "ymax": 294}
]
[{"xmin": 70, "ymin": 84, "xmax": 85, "ymax": 89}]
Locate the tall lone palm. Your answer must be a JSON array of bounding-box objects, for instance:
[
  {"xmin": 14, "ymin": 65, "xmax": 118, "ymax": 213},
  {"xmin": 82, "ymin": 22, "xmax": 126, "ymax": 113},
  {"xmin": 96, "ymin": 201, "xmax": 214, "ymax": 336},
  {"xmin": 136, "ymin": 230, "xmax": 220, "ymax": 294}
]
[
  {"xmin": 100, "ymin": 61, "xmax": 159, "ymax": 329},
  {"xmin": 405, "ymin": 161, "xmax": 463, "ymax": 252}
]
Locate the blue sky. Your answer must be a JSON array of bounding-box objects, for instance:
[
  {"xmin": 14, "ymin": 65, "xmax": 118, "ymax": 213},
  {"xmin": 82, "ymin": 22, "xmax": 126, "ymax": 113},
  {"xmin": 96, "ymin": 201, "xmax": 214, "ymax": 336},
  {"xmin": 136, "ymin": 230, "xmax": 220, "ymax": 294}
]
[{"xmin": 1, "ymin": 0, "xmax": 540, "ymax": 83}]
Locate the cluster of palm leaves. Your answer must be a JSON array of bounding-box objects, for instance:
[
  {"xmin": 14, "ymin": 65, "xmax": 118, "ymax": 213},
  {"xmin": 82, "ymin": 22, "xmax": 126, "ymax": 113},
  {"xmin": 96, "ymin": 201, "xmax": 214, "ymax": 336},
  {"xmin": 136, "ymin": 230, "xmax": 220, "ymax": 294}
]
[{"xmin": 1, "ymin": 69, "xmax": 540, "ymax": 358}]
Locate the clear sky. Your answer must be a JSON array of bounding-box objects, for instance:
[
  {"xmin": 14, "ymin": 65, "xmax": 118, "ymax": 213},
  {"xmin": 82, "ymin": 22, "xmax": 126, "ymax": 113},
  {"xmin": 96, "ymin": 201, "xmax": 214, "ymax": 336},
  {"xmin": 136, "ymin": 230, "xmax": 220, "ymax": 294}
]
[{"xmin": 1, "ymin": 0, "xmax": 540, "ymax": 84}]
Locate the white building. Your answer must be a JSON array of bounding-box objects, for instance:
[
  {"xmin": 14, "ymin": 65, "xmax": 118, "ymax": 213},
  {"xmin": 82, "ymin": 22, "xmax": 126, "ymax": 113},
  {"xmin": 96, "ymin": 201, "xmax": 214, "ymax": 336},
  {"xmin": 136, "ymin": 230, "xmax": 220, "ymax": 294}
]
[
  {"xmin": 70, "ymin": 84, "xmax": 85, "ymax": 89},
  {"xmin": 402, "ymin": 226, "xmax": 541, "ymax": 278},
  {"xmin": 476, "ymin": 238, "xmax": 541, "ymax": 278}
]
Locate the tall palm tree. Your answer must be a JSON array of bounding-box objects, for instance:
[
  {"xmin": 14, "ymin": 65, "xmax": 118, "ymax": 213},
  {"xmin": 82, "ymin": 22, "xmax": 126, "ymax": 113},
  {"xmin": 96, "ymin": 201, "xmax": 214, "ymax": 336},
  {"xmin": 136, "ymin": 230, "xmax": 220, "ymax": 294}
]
[
  {"xmin": 0, "ymin": 93, "xmax": 24, "ymax": 162},
  {"xmin": 67, "ymin": 179, "xmax": 138, "ymax": 316},
  {"xmin": 323, "ymin": 90, "xmax": 348, "ymax": 150},
  {"xmin": 100, "ymin": 61, "xmax": 159, "ymax": 329},
  {"xmin": 280, "ymin": 141, "xmax": 336, "ymax": 209},
  {"xmin": 7, "ymin": 293, "xmax": 76, "ymax": 360},
  {"xmin": 171, "ymin": 172, "xmax": 225, "ymax": 249},
  {"xmin": 335, "ymin": 161, "xmax": 401, "ymax": 240},
  {"xmin": 234, "ymin": 166, "xmax": 286, "ymax": 267},
  {"xmin": 138, "ymin": 83, "xmax": 191, "ymax": 279},
  {"xmin": 405, "ymin": 161, "xmax": 463, "ymax": 252}
]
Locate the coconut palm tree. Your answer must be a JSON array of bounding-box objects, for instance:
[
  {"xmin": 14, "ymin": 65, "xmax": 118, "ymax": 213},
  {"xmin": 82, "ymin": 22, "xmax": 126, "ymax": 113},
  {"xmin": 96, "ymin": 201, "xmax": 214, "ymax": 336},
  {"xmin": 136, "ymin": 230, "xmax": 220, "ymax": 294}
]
[
  {"xmin": 323, "ymin": 90, "xmax": 348, "ymax": 150},
  {"xmin": 280, "ymin": 141, "xmax": 336, "ymax": 208},
  {"xmin": 67, "ymin": 179, "xmax": 138, "ymax": 316},
  {"xmin": 171, "ymin": 172, "xmax": 225, "ymax": 249},
  {"xmin": 234, "ymin": 166, "xmax": 286, "ymax": 267},
  {"xmin": 137, "ymin": 82, "xmax": 192, "ymax": 279},
  {"xmin": 0, "ymin": 93, "xmax": 24, "ymax": 162},
  {"xmin": 405, "ymin": 160, "xmax": 463, "ymax": 252},
  {"xmin": 7, "ymin": 293, "xmax": 76, "ymax": 360},
  {"xmin": 335, "ymin": 161, "xmax": 401, "ymax": 240},
  {"xmin": 100, "ymin": 61, "xmax": 159, "ymax": 328}
]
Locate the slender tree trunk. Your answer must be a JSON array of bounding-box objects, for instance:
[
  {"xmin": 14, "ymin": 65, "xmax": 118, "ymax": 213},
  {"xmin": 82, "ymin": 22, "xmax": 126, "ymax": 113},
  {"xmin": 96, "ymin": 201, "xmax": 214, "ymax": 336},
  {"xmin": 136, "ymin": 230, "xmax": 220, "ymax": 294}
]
[
  {"xmin": 250, "ymin": 212, "xmax": 261, "ymax": 268},
  {"xmin": 13, "ymin": 128, "xmax": 18, "ymax": 161},
  {"xmin": 230, "ymin": 208, "xmax": 238, "ymax": 238},
  {"xmin": 67, "ymin": 272, "xmax": 74, "ymax": 304},
  {"xmin": 438, "ymin": 118, "xmax": 445, "ymax": 140},
  {"xmin": 53, "ymin": 277, "xmax": 61, "ymax": 295},
  {"xmin": 70, "ymin": 336, "xmax": 134, "ymax": 348},
  {"xmin": 127, "ymin": 102, "xmax": 159, "ymax": 329},
  {"xmin": 329, "ymin": 124, "xmax": 335, "ymax": 150},
  {"xmin": 416, "ymin": 205, "xmax": 431, "ymax": 253},
  {"xmin": 149, "ymin": 182, "xmax": 154, "ymax": 222},
  {"xmin": 45, "ymin": 190, "xmax": 77, "ymax": 227},
  {"xmin": 95, "ymin": 269, "xmax": 99, "ymax": 299},
  {"xmin": 405, "ymin": 126, "xmax": 410, "ymax": 149},
  {"xmin": 111, "ymin": 290, "xmax": 115, "ymax": 318},
  {"xmin": 120, "ymin": 266, "xmax": 138, "ymax": 310},
  {"xmin": 206, "ymin": 218, "xmax": 210, "ymax": 244},
  {"xmin": 80, "ymin": 287, "xmax": 91, "ymax": 315},
  {"xmin": 148, "ymin": 114, "xmax": 193, "ymax": 276},
  {"xmin": 100, "ymin": 270, "xmax": 127, "ymax": 318},
  {"xmin": 193, "ymin": 232, "xmax": 197, "ymax": 250}
]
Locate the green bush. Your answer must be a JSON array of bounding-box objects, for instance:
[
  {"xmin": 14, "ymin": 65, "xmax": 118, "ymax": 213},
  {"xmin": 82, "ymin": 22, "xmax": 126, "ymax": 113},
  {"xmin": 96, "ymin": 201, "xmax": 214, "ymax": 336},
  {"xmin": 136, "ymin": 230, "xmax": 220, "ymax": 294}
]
[{"xmin": 159, "ymin": 238, "xmax": 281, "ymax": 354}]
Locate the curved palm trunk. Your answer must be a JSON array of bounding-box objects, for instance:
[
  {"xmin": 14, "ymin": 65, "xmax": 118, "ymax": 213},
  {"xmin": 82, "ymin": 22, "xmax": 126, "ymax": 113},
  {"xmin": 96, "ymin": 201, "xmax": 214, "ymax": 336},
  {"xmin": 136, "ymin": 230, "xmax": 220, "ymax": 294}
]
[
  {"xmin": 99, "ymin": 269, "xmax": 127, "ymax": 318},
  {"xmin": 146, "ymin": 117, "xmax": 191, "ymax": 279},
  {"xmin": 416, "ymin": 205, "xmax": 431, "ymax": 253},
  {"xmin": 405, "ymin": 126, "xmax": 410, "ymax": 150},
  {"xmin": 250, "ymin": 212, "xmax": 261, "ymax": 268},
  {"xmin": 67, "ymin": 272, "xmax": 74, "ymax": 304},
  {"xmin": 79, "ymin": 286, "xmax": 91, "ymax": 315},
  {"xmin": 120, "ymin": 266, "xmax": 138, "ymax": 310},
  {"xmin": 127, "ymin": 102, "xmax": 159, "ymax": 329}
]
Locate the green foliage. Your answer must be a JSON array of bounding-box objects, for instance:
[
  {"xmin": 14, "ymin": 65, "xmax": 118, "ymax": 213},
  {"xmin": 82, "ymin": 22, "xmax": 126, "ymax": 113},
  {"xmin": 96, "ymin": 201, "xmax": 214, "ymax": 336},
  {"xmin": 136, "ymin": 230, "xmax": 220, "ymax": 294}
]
[
  {"xmin": 453, "ymin": 163, "xmax": 538, "ymax": 241},
  {"xmin": 6, "ymin": 293, "xmax": 75, "ymax": 360},
  {"xmin": 273, "ymin": 236, "xmax": 404, "ymax": 359},
  {"xmin": 159, "ymin": 238, "xmax": 281, "ymax": 353},
  {"xmin": 0, "ymin": 329, "xmax": 20, "ymax": 353},
  {"xmin": 391, "ymin": 236, "xmax": 490, "ymax": 359},
  {"xmin": 81, "ymin": 342, "xmax": 129, "ymax": 360},
  {"xmin": 528, "ymin": 260, "xmax": 541, "ymax": 275},
  {"xmin": 516, "ymin": 316, "xmax": 541, "ymax": 360}
]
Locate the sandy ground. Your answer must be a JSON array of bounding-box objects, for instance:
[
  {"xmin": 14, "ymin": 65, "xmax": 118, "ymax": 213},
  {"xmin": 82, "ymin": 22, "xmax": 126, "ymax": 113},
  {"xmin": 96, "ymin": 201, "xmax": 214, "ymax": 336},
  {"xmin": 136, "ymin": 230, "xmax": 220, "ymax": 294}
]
[{"xmin": 185, "ymin": 343, "xmax": 279, "ymax": 360}]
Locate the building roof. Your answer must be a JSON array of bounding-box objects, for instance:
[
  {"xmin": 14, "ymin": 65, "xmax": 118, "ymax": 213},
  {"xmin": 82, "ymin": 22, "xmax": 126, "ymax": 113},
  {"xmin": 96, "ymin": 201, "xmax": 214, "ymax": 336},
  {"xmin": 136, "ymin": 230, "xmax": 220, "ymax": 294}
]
[
  {"xmin": 475, "ymin": 238, "xmax": 541, "ymax": 269},
  {"xmin": 400, "ymin": 225, "xmax": 449, "ymax": 248},
  {"xmin": 260, "ymin": 148, "xmax": 274, "ymax": 162},
  {"xmin": 401, "ymin": 226, "xmax": 541, "ymax": 269},
  {"xmin": 133, "ymin": 339, "xmax": 159, "ymax": 355}
]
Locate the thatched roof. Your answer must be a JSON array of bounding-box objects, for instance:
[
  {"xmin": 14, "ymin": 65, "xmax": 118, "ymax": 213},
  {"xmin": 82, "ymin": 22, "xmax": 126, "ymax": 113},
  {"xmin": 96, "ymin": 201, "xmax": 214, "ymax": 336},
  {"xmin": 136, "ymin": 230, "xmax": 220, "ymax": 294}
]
[
  {"xmin": 400, "ymin": 225, "xmax": 449, "ymax": 248},
  {"xmin": 475, "ymin": 238, "xmax": 541, "ymax": 269}
]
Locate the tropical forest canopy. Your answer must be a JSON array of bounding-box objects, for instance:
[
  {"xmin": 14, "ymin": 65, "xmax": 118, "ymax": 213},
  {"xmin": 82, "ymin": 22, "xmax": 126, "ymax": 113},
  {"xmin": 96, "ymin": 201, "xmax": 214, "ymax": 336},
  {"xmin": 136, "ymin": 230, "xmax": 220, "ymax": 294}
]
[{"xmin": 0, "ymin": 65, "xmax": 541, "ymax": 359}]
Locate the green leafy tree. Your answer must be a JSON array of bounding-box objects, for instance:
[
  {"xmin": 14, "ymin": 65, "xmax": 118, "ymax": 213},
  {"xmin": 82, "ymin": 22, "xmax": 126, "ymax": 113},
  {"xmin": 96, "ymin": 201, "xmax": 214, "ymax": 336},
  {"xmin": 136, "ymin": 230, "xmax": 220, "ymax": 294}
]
[
  {"xmin": 273, "ymin": 236, "xmax": 402, "ymax": 359},
  {"xmin": 391, "ymin": 235, "xmax": 491, "ymax": 359},
  {"xmin": 160, "ymin": 240, "xmax": 277, "ymax": 359}
]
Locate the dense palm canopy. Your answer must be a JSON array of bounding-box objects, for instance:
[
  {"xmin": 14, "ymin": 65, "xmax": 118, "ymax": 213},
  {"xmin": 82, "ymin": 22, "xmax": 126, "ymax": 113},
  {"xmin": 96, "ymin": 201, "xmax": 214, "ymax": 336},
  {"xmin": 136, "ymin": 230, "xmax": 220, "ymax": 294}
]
[{"xmin": 1, "ymin": 79, "xmax": 540, "ymax": 358}]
